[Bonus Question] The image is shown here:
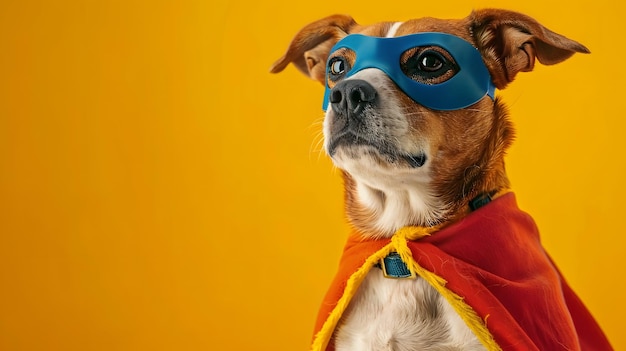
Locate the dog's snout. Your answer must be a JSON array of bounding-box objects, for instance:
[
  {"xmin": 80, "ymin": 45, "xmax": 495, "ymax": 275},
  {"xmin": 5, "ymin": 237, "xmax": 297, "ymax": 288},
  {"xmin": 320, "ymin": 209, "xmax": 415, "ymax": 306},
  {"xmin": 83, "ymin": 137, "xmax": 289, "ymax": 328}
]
[{"xmin": 330, "ymin": 79, "xmax": 377, "ymax": 117}]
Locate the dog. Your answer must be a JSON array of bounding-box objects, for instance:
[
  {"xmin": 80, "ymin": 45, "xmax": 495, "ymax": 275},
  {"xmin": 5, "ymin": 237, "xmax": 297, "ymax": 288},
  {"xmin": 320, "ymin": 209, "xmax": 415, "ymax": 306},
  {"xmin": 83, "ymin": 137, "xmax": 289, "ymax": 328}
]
[{"xmin": 271, "ymin": 9, "xmax": 612, "ymax": 351}]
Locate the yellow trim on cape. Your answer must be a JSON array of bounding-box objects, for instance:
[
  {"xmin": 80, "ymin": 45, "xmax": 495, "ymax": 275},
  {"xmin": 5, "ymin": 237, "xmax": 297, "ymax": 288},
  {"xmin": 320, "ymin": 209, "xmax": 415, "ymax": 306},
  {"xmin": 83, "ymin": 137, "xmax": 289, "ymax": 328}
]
[{"xmin": 310, "ymin": 224, "xmax": 503, "ymax": 351}]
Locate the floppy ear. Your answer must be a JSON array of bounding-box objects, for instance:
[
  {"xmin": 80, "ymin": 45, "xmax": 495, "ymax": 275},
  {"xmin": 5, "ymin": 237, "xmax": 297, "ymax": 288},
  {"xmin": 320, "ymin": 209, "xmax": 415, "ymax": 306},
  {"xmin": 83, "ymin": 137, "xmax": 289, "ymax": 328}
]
[
  {"xmin": 269, "ymin": 14, "xmax": 357, "ymax": 83},
  {"xmin": 469, "ymin": 9, "xmax": 590, "ymax": 89}
]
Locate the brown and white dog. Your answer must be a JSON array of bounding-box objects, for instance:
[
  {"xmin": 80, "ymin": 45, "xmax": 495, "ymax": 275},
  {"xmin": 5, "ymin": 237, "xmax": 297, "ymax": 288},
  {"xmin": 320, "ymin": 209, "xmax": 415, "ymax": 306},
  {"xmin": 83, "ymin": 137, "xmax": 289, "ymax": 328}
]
[{"xmin": 271, "ymin": 9, "xmax": 597, "ymax": 351}]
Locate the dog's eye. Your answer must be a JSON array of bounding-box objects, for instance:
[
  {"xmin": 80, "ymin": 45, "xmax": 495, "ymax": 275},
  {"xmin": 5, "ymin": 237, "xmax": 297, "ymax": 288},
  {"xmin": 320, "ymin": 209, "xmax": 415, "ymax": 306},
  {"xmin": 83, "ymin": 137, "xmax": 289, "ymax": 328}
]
[
  {"xmin": 331, "ymin": 59, "xmax": 345, "ymax": 74},
  {"xmin": 328, "ymin": 57, "xmax": 349, "ymax": 80},
  {"xmin": 401, "ymin": 48, "xmax": 458, "ymax": 84},
  {"xmin": 418, "ymin": 53, "xmax": 444, "ymax": 72}
]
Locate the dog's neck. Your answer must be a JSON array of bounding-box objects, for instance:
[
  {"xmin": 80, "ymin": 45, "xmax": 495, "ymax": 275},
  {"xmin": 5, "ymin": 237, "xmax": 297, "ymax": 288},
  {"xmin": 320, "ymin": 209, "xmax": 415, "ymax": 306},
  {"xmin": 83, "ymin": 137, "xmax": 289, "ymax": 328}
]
[
  {"xmin": 342, "ymin": 168, "xmax": 445, "ymax": 238},
  {"xmin": 342, "ymin": 100, "xmax": 513, "ymax": 239}
]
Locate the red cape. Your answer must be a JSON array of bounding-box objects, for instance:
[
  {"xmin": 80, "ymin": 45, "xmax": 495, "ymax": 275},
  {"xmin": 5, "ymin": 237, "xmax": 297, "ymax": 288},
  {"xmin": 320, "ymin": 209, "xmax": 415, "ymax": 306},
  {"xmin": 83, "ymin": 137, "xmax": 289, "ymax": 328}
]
[{"xmin": 312, "ymin": 193, "xmax": 612, "ymax": 351}]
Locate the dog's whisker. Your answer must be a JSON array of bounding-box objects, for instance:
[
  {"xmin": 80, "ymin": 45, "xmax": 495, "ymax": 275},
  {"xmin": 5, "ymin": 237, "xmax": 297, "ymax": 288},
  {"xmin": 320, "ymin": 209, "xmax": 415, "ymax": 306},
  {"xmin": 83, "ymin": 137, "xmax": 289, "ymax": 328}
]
[
  {"xmin": 307, "ymin": 116, "xmax": 327, "ymax": 162},
  {"xmin": 463, "ymin": 108, "xmax": 491, "ymax": 113},
  {"xmin": 309, "ymin": 132, "xmax": 326, "ymax": 162}
]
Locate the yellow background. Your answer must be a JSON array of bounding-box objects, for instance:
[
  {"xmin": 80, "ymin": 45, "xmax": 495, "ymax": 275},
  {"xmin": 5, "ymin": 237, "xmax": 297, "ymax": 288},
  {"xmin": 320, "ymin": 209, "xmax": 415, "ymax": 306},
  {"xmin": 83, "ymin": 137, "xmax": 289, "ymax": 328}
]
[{"xmin": 0, "ymin": 0, "xmax": 623, "ymax": 350}]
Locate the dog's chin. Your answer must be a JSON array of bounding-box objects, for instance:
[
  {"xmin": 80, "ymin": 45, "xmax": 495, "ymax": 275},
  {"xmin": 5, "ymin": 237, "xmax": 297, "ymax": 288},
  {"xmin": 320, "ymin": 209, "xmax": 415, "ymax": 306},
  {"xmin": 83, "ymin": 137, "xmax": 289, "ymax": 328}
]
[{"xmin": 327, "ymin": 133, "xmax": 427, "ymax": 171}]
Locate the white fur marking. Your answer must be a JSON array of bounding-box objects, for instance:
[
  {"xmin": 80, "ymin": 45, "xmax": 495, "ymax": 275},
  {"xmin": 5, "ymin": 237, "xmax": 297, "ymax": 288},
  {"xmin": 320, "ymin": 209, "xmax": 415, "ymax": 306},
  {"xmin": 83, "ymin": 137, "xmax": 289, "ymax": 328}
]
[
  {"xmin": 386, "ymin": 22, "xmax": 403, "ymax": 38},
  {"xmin": 335, "ymin": 272, "xmax": 486, "ymax": 351}
]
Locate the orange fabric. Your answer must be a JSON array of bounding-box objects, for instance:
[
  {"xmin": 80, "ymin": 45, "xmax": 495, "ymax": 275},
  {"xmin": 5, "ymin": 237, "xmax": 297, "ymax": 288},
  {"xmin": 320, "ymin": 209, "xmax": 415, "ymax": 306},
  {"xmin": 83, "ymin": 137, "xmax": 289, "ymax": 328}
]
[{"xmin": 312, "ymin": 193, "xmax": 612, "ymax": 351}]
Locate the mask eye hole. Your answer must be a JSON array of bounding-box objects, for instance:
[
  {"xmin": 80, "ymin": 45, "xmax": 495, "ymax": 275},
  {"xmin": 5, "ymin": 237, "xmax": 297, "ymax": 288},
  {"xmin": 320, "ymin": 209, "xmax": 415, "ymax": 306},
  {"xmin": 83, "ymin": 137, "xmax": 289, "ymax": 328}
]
[{"xmin": 401, "ymin": 47, "xmax": 459, "ymax": 84}]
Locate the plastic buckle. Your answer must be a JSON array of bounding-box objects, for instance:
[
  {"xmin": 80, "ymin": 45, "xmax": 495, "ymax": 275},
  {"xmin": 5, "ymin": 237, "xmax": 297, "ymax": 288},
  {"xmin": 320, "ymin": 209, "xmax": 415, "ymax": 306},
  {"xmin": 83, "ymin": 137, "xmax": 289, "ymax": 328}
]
[{"xmin": 380, "ymin": 252, "xmax": 416, "ymax": 279}]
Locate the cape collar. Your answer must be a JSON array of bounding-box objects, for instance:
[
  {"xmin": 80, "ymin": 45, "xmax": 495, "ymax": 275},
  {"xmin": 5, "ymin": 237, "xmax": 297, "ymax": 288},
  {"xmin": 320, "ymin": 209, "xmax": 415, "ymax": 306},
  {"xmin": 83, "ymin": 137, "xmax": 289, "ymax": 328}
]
[
  {"xmin": 311, "ymin": 191, "xmax": 613, "ymax": 351},
  {"xmin": 376, "ymin": 190, "xmax": 500, "ymax": 279}
]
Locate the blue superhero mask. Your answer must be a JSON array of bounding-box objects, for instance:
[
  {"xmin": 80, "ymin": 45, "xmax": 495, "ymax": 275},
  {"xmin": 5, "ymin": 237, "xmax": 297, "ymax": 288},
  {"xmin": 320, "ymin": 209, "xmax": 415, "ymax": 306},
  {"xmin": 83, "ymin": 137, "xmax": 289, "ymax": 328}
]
[{"xmin": 322, "ymin": 33, "xmax": 496, "ymax": 111}]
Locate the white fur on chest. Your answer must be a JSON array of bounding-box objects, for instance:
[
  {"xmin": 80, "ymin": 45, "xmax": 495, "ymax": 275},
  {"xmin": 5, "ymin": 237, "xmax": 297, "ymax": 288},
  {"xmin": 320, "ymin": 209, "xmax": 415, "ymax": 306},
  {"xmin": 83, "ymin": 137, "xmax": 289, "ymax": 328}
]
[{"xmin": 334, "ymin": 270, "xmax": 486, "ymax": 351}]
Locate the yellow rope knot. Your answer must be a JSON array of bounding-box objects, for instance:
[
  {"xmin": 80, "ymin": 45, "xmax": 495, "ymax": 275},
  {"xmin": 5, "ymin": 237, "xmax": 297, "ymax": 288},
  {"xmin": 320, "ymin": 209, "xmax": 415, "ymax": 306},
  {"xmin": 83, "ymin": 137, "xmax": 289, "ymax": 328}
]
[
  {"xmin": 393, "ymin": 225, "xmax": 435, "ymax": 241},
  {"xmin": 389, "ymin": 226, "xmax": 434, "ymax": 278}
]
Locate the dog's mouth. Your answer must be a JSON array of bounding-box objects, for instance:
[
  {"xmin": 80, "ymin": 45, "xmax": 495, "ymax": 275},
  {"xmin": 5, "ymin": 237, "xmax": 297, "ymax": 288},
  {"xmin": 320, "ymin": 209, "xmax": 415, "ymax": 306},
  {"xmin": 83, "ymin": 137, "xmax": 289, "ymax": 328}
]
[{"xmin": 328, "ymin": 131, "xmax": 427, "ymax": 168}]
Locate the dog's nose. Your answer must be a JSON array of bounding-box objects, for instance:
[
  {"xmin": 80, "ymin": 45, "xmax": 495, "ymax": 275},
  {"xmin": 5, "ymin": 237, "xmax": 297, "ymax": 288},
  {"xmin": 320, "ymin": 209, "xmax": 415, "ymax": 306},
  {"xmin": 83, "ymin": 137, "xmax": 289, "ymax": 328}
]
[{"xmin": 329, "ymin": 79, "xmax": 377, "ymax": 117}]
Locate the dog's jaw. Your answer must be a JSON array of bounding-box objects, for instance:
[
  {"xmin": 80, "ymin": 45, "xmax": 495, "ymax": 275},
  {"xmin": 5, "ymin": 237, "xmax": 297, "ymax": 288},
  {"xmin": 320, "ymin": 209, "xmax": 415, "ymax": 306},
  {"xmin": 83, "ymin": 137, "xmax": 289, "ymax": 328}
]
[{"xmin": 328, "ymin": 97, "xmax": 513, "ymax": 238}]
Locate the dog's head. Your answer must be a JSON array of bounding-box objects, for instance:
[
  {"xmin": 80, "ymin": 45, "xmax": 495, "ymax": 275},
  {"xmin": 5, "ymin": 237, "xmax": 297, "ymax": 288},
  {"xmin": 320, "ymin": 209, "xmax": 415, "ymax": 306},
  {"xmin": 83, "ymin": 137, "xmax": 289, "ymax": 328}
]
[{"xmin": 271, "ymin": 9, "xmax": 589, "ymax": 237}]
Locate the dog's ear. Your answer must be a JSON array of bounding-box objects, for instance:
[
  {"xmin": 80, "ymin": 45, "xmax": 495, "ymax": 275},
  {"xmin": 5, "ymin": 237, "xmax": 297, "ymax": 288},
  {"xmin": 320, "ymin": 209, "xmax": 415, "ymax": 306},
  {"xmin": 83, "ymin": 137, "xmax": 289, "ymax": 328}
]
[
  {"xmin": 269, "ymin": 14, "xmax": 357, "ymax": 83},
  {"xmin": 469, "ymin": 9, "xmax": 590, "ymax": 89}
]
